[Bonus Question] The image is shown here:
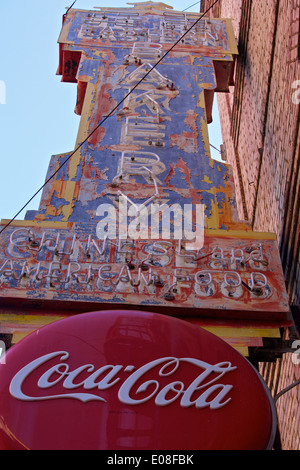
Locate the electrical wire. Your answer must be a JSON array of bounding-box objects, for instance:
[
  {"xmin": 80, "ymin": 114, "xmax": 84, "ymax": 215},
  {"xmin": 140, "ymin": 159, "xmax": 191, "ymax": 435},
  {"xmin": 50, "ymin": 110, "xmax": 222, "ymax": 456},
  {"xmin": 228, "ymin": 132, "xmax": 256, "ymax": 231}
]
[
  {"xmin": 66, "ymin": 1, "xmax": 77, "ymax": 15},
  {"xmin": 274, "ymin": 378, "xmax": 300, "ymax": 403},
  {"xmin": 182, "ymin": 1, "xmax": 202, "ymax": 12},
  {"xmin": 209, "ymin": 143, "xmax": 221, "ymax": 153},
  {"xmin": 0, "ymin": 0, "xmax": 220, "ymax": 236}
]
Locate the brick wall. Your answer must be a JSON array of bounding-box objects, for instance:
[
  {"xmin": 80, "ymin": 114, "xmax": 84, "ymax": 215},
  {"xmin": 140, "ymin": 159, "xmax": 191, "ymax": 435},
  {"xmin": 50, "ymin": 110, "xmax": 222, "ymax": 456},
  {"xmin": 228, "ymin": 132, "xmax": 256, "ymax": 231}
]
[
  {"xmin": 261, "ymin": 348, "xmax": 300, "ymax": 450},
  {"xmin": 204, "ymin": 0, "xmax": 300, "ymax": 449}
]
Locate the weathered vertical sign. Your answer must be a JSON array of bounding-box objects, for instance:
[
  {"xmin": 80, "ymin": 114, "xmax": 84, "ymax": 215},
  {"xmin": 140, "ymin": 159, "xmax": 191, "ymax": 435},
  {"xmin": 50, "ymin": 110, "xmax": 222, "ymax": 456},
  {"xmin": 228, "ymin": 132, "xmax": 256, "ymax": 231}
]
[{"xmin": 0, "ymin": 3, "xmax": 291, "ymax": 355}]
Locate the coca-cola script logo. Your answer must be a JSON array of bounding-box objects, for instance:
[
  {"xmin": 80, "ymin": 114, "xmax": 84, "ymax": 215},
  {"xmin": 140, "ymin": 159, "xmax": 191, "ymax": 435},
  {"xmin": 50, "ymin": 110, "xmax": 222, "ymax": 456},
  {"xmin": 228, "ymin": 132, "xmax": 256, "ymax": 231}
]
[
  {"xmin": 10, "ymin": 352, "xmax": 236, "ymax": 409},
  {"xmin": 0, "ymin": 310, "xmax": 276, "ymax": 450}
]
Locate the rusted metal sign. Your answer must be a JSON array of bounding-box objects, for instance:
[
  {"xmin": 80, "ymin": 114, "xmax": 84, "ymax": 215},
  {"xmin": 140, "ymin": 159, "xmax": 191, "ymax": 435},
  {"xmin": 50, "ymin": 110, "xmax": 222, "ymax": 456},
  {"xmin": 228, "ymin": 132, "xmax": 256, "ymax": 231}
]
[{"xmin": 0, "ymin": 224, "xmax": 289, "ymax": 320}]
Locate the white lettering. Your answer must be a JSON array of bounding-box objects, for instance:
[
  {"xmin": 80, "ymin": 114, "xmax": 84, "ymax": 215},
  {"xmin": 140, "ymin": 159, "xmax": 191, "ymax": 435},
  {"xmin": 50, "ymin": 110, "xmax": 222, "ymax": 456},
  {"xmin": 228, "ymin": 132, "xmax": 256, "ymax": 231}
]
[
  {"xmin": 178, "ymin": 359, "xmax": 235, "ymax": 409},
  {"xmin": 96, "ymin": 204, "xmax": 117, "ymax": 239},
  {"xmin": 9, "ymin": 352, "xmax": 105, "ymax": 402},
  {"xmin": 292, "ymin": 340, "xmax": 300, "ymax": 365},
  {"xmin": 83, "ymin": 365, "xmax": 123, "ymax": 390},
  {"xmin": 118, "ymin": 357, "xmax": 179, "ymax": 405},
  {"xmin": 9, "ymin": 352, "xmax": 237, "ymax": 410}
]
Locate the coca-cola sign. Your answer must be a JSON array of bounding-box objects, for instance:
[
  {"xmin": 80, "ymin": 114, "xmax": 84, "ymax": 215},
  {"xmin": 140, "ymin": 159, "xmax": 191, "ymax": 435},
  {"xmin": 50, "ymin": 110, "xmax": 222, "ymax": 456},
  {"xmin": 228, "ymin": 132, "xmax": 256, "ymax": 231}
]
[
  {"xmin": 0, "ymin": 310, "xmax": 276, "ymax": 450},
  {"xmin": 10, "ymin": 353, "xmax": 236, "ymax": 408}
]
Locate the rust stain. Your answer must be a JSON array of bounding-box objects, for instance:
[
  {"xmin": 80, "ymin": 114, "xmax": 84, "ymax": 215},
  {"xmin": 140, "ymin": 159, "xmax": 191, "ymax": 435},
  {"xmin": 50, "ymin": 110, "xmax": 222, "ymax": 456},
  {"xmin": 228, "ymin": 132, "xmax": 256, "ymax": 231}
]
[
  {"xmin": 184, "ymin": 110, "xmax": 198, "ymax": 133},
  {"xmin": 165, "ymin": 164, "xmax": 175, "ymax": 187},
  {"xmin": 169, "ymin": 132, "xmax": 198, "ymax": 153}
]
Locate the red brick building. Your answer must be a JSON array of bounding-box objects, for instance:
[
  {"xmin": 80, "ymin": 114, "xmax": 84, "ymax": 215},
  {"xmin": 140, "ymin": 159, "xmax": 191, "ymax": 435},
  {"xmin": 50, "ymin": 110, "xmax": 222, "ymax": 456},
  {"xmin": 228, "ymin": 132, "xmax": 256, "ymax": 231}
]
[{"xmin": 201, "ymin": 0, "xmax": 300, "ymax": 449}]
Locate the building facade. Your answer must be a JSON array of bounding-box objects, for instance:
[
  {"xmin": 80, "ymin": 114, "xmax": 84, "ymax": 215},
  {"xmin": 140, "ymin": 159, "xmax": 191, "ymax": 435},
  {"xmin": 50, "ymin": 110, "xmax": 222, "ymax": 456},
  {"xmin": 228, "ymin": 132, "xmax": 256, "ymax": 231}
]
[
  {"xmin": 201, "ymin": 0, "xmax": 300, "ymax": 450},
  {"xmin": 0, "ymin": 1, "xmax": 295, "ymax": 449}
]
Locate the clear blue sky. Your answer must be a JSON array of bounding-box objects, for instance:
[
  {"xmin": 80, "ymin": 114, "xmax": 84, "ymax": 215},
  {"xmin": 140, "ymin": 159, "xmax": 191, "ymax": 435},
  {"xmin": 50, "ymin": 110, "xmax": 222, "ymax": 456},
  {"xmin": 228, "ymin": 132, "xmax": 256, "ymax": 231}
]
[{"xmin": 0, "ymin": 0, "xmax": 223, "ymax": 221}]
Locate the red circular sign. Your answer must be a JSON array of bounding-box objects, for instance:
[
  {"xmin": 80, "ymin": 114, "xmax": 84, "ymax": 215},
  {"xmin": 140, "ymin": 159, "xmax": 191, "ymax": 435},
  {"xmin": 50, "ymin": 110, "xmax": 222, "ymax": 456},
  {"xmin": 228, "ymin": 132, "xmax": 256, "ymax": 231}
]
[{"xmin": 0, "ymin": 310, "xmax": 276, "ymax": 450}]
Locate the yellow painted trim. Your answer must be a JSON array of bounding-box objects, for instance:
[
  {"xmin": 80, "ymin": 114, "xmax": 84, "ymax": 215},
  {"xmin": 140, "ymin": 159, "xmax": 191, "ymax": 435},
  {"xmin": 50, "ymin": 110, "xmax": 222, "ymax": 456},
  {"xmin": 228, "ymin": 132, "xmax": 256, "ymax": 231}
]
[
  {"xmin": 223, "ymin": 18, "xmax": 239, "ymax": 56},
  {"xmin": 0, "ymin": 221, "xmax": 279, "ymax": 243},
  {"xmin": 75, "ymin": 82, "xmax": 94, "ymax": 148},
  {"xmin": 0, "ymin": 314, "xmax": 64, "ymax": 326},
  {"xmin": 199, "ymin": 114, "xmax": 211, "ymax": 160},
  {"xmin": 204, "ymin": 229, "xmax": 277, "ymax": 240},
  {"xmin": 202, "ymin": 326, "xmax": 281, "ymax": 339},
  {"xmin": 0, "ymin": 220, "xmax": 71, "ymax": 229},
  {"xmin": 12, "ymin": 332, "xmax": 34, "ymax": 343},
  {"xmin": 3, "ymin": 315, "xmax": 280, "ymax": 358},
  {"xmin": 41, "ymin": 81, "xmax": 97, "ymax": 221},
  {"xmin": 59, "ymin": 181, "xmax": 77, "ymax": 221},
  {"xmin": 206, "ymin": 199, "xmax": 220, "ymax": 230},
  {"xmin": 0, "ymin": 314, "xmax": 281, "ymax": 340},
  {"xmin": 11, "ymin": 331, "xmax": 250, "ymax": 356},
  {"xmin": 44, "ymin": 81, "xmax": 96, "ymax": 221},
  {"xmin": 232, "ymin": 346, "xmax": 249, "ymax": 356}
]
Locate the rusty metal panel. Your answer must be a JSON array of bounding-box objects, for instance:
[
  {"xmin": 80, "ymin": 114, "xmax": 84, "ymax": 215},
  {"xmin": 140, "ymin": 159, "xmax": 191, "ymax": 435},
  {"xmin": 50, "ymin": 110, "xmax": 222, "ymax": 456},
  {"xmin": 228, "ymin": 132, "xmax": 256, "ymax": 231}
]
[
  {"xmin": 31, "ymin": 5, "xmax": 241, "ymax": 229},
  {"xmin": 0, "ymin": 225, "xmax": 290, "ymax": 321}
]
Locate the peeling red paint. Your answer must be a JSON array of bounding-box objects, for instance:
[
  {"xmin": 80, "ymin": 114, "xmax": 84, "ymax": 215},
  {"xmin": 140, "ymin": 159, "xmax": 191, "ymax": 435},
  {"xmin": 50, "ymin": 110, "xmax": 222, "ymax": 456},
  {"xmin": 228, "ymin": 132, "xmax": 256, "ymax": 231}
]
[
  {"xmin": 89, "ymin": 125, "xmax": 106, "ymax": 148},
  {"xmin": 165, "ymin": 164, "xmax": 175, "ymax": 186},
  {"xmin": 83, "ymin": 163, "xmax": 108, "ymax": 180},
  {"xmin": 88, "ymin": 50, "xmax": 118, "ymax": 148},
  {"xmin": 170, "ymin": 132, "xmax": 198, "ymax": 153},
  {"xmin": 174, "ymin": 158, "xmax": 192, "ymax": 187},
  {"xmin": 184, "ymin": 110, "xmax": 198, "ymax": 133}
]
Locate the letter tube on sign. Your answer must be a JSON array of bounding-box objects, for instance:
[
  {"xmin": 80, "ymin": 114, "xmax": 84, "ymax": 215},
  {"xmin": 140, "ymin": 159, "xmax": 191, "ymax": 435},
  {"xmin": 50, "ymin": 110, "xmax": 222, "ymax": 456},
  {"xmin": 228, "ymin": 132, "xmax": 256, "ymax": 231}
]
[{"xmin": 118, "ymin": 358, "xmax": 179, "ymax": 405}]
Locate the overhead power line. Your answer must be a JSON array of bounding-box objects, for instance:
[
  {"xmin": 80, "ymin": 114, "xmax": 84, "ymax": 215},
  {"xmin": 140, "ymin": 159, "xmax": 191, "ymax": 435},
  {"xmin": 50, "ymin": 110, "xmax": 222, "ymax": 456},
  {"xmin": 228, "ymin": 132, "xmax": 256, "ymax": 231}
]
[
  {"xmin": 182, "ymin": 1, "xmax": 201, "ymax": 12},
  {"xmin": 210, "ymin": 143, "xmax": 221, "ymax": 153},
  {"xmin": 0, "ymin": 0, "xmax": 220, "ymax": 236},
  {"xmin": 66, "ymin": 1, "xmax": 77, "ymax": 15}
]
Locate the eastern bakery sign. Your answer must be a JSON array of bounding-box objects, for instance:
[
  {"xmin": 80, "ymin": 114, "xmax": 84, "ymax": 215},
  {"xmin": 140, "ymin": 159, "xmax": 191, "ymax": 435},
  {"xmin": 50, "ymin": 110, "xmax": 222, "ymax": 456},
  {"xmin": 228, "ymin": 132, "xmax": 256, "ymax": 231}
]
[{"xmin": 0, "ymin": 310, "xmax": 276, "ymax": 450}]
